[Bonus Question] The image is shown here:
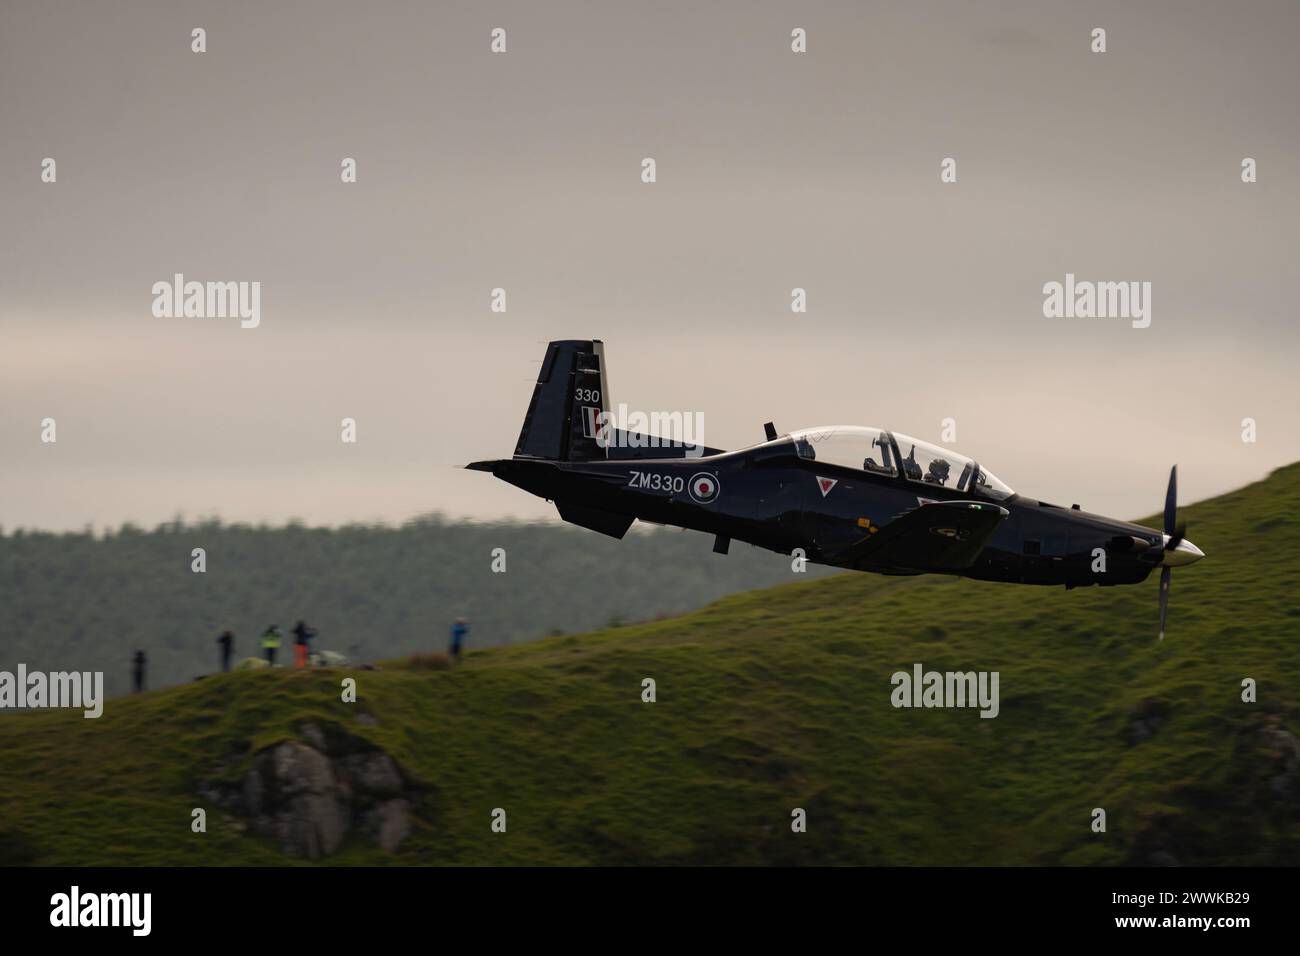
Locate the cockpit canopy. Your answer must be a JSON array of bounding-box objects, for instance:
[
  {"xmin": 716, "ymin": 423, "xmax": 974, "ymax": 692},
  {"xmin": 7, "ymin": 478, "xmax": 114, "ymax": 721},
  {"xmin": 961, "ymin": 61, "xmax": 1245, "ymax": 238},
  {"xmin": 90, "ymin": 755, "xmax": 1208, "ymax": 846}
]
[{"xmin": 787, "ymin": 426, "xmax": 1014, "ymax": 500}]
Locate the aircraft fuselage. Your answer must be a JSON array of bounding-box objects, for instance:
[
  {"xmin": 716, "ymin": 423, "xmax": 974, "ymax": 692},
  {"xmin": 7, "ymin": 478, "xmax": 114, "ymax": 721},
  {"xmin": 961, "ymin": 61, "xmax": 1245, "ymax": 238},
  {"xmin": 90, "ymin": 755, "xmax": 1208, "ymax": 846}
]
[{"xmin": 484, "ymin": 440, "xmax": 1175, "ymax": 588}]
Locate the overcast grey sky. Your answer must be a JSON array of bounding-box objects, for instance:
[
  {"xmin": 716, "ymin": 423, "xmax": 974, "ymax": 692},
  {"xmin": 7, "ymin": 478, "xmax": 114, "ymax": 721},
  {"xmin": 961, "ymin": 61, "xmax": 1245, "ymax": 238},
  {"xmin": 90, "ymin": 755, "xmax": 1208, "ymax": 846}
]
[{"xmin": 2, "ymin": 0, "xmax": 1297, "ymax": 532}]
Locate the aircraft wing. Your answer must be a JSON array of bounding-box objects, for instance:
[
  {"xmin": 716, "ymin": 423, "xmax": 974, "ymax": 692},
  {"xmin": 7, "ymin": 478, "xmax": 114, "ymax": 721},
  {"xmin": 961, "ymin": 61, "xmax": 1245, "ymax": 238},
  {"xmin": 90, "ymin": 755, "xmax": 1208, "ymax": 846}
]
[{"xmin": 834, "ymin": 499, "xmax": 1010, "ymax": 572}]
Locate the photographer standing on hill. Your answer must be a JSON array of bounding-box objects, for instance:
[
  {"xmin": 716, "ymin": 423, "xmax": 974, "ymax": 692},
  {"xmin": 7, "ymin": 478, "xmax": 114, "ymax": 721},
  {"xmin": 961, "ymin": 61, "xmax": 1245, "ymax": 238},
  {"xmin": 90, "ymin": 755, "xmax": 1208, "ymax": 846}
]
[
  {"xmin": 449, "ymin": 617, "xmax": 469, "ymax": 664},
  {"xmin": 261, "ymin": 625, "xmax": 282, "ymax": 666},
  {"xmin": 132, "ymin": 650, "xmax": 147, "ymax": 693},
  {"xmin": 292, "ymin": 620, "xmax": 316, "ymax": 669},
  {"xmin": 217, "ymin": 630, "xmax": 234, "ymax": 672}
]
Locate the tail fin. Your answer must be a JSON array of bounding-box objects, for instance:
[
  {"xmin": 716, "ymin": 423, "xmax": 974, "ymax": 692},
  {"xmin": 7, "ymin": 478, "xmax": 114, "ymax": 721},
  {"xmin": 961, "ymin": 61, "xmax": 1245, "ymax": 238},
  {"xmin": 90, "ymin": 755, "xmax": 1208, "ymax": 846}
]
[{"xmin": 514, "ymin": 340, "xmax": 610, "ymax": 462}]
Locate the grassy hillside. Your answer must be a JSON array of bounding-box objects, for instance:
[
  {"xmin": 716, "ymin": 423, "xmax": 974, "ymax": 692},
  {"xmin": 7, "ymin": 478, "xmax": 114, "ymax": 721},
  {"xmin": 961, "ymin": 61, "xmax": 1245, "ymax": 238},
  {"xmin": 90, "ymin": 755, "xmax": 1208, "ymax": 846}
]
[
  {"xmin": 0, "ymin": 516, "xmax": 828, "ymax": 697},
  {"xmin": 2, "ymin": 464, "xmax": 1299, "ymax": 866}
]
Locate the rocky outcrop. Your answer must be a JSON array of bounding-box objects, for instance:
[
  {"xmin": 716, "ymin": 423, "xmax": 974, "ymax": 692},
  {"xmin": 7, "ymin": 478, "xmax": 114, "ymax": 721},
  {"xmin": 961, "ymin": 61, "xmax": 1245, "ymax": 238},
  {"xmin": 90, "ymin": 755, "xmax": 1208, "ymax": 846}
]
[
  {"xmin": 241, "ymin": 741, "xmax": 349, "ymax": 858},
  {"xmin": 200, "ymin": 722, "xmax": 416, "ymax": 859}
]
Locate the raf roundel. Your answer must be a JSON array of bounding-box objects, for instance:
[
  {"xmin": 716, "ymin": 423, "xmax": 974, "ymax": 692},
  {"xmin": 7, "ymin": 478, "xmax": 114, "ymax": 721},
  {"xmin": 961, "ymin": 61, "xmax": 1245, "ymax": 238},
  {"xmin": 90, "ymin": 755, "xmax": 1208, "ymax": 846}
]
[{"xmin": 689, "ymin": 472, "xmax": 720, "ymax": 504}]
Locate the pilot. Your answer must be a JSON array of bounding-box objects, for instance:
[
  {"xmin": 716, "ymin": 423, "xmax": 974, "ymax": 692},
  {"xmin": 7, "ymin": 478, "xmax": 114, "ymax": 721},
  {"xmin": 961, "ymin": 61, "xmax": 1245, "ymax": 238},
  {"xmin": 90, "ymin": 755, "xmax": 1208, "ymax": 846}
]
[{"xmin": 927, "ymin": 459, "xmax": 950, "ymax": 485}]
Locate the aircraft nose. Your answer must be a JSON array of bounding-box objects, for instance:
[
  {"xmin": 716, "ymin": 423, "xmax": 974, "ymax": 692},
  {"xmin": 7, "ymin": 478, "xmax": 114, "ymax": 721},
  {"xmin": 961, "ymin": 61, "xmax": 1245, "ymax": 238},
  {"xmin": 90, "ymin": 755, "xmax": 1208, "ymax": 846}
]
[{"xmin": 1161, "ymin": 537, "xmax": 1205, "ymax": 567}]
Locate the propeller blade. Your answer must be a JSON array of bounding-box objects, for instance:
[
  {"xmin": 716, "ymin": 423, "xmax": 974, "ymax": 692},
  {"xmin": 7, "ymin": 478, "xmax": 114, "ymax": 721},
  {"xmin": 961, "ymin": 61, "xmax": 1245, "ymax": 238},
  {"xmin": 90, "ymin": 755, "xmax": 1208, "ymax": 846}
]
[
  {"xmin": 1157, "ymin": 566, "xmax": 1172, "ymax": 642},
  {"xmin": 1166, "ymin": 522, "xmax": 1186, "ymax": 552},
  {"xmin": 1164, "ymin": 465, "xmax": 1178, "ymax": 536}
]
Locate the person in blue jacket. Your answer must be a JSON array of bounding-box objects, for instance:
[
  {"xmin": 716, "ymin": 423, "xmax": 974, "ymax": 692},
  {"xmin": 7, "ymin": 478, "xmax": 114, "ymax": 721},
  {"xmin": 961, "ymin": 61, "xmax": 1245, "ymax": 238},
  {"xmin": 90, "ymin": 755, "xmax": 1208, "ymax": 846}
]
[{"xmin": 449, "ymin": 617, "xmax": 469, "ymax": 663}]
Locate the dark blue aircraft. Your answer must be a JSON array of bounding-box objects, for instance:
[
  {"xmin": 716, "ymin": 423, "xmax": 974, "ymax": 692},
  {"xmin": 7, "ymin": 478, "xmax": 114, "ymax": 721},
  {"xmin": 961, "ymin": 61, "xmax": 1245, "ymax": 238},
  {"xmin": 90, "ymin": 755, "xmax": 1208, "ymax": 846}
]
[{"xmin": 470, "ymin": 340, "xmax": 1204, "ymax": 640}]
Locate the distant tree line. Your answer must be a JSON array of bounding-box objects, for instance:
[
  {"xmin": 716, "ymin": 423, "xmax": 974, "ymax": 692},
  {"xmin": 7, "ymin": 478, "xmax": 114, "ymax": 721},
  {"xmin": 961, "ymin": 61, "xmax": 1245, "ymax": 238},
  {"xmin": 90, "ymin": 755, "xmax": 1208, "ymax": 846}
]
[{"xmin": 0, "ymin": 516, "xmax": 828, "ymax": 697}]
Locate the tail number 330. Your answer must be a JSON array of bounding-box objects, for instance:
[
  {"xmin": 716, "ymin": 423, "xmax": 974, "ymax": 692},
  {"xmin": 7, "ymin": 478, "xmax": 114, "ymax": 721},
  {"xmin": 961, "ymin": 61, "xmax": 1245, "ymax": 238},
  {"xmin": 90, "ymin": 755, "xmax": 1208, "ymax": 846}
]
[{"xmin": 628, "ymin": 471, "xmax": 683, "ymax": 494}]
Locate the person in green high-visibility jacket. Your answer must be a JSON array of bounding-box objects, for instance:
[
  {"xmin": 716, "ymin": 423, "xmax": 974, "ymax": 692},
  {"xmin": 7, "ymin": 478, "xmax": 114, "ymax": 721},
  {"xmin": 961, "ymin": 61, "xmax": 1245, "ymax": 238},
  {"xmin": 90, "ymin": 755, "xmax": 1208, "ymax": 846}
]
[{"xmin": 261, "ymin": 624, "xmax": 282, "ymax": 666}]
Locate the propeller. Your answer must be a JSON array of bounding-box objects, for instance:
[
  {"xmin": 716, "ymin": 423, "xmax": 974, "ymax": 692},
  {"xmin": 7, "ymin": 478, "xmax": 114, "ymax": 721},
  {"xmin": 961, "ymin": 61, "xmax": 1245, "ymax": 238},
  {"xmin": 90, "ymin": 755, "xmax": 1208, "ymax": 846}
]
[
  {"xmin": 1157, "ymin": 465, "xmax": 1182, "ymax": 642},
  {"xmin": 1163, "ymin": 464, "xmax": 1177, "ymax": 537},
  {"xmin": 1158, "ymin": 566, "xmax": 1171, "ymax": 642}
]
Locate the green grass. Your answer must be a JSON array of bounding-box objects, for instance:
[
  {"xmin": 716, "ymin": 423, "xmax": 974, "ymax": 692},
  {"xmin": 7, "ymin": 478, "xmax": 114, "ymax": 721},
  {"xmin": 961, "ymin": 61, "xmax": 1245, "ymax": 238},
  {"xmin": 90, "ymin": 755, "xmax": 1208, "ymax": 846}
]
[{"xmin": 3, "ymin": 463, "xmax": 1299, "ymax": 865}]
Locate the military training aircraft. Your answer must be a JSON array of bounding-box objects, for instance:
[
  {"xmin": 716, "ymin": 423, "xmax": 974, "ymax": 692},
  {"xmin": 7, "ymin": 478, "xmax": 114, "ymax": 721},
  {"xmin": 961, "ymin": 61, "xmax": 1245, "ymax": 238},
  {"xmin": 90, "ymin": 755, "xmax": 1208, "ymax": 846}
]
[{"xmin": 468, "ymin": 340, "xmax": 1205, "ymax": 640}]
